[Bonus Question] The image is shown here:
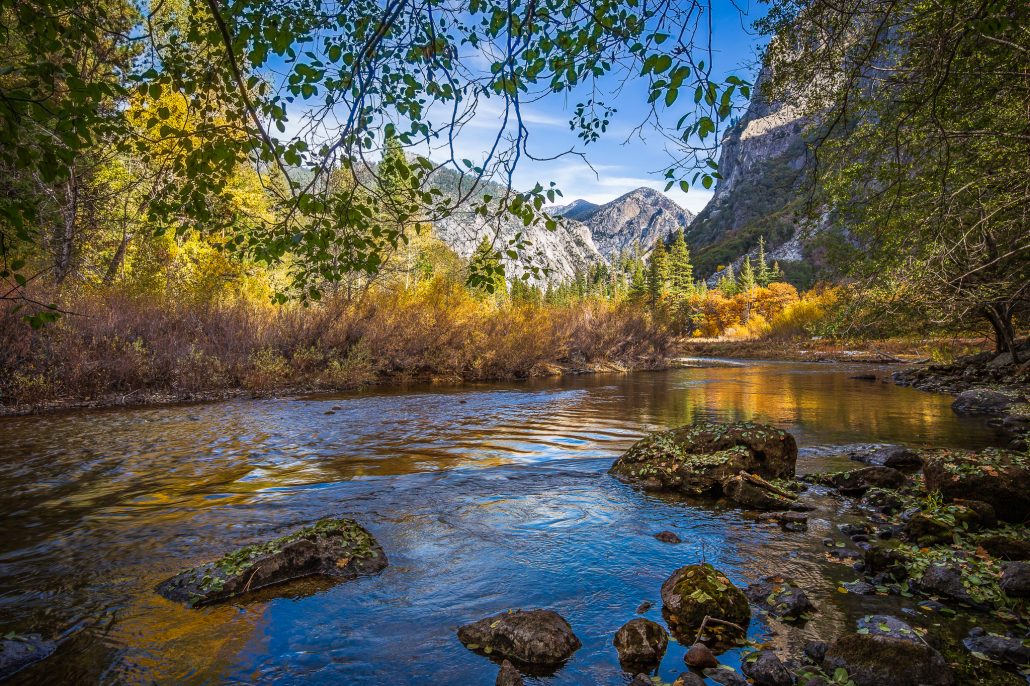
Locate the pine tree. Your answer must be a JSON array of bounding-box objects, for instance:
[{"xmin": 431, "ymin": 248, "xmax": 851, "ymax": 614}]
[
  {"xmin": 469, "ymin": 236, "xmax": 505, "ymax": 294},
  {"xmin": 717, "ymin": 264, "xmax": 737, "ymax": 295},
  {"xmin": 668, "ymin": 228, "xmax": 694, "ymax": 298},
  {"xmin": 629, "ymin": 260, "xmax": 647, "ymax": 301},
  {"xmin": 771, "ymin": 260, "xmax": 783, "ymax": 282},
  {"xmin": 739, "ymin": 256, "xmax": 757, "ymax": 292},
  {"xmin": 646, "ymin": 238, "xmax": 670, "ymax": 307},
  {"xmin": 756, "ymin": 236, "xmax": 771, "ymax": 287}
]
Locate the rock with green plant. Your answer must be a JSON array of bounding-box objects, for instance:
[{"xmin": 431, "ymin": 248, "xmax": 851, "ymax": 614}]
[
  {"xmin": 745, "ymin": 576, "xmax": 815, "ymax": 621},
  {"xmin": 613, "ymin": 618, "xmax": 668, "ymax": 670},
  {"xmin": 660, "ymin": 563, "xmax": 750, "ymax": 645},
  {"xmin": 741, "ymin": 649, "xmax": 792, "ymax": 686},
  {"xmin": 156, "ymin": 517, "xmax": 387, "ymax": 607},
  {"xmin": 821, "ymin": 629, "xmax": 955, "ymax": 686},
  {"xmin": 922, "ymin": 448, "xmax": 1030, "ymax": 522},
  {"xmin": 609, "ymin": 422, "xmax": 797, "ymax": 496}
]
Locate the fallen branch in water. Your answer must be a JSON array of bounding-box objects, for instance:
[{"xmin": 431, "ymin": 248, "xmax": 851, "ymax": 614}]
[
  {"xmin": 694, "ymin": 614, "xmax": 747, "ymax": 644},
  {"xmin": 737, "ymin": 471, "xmax": 796, "ymax": 500}
]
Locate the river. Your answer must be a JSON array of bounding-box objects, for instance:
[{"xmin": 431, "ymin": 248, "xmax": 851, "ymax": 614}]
[{"xmin": 0, "ymin": 360, "xmax": 1006, "ymax": 684}]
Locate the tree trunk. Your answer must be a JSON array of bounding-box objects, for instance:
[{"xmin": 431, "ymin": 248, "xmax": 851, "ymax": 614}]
[
  {"xmin": 54, "ymin": 168, "xmax": 79, "ymax": 285},
  {"xmin": 983, "ymin": 303, "xmax": 1016, "ymax": 359},
  {"xmin": 103, "ymin": 229, "xmax": 130, "ymax": 286}
]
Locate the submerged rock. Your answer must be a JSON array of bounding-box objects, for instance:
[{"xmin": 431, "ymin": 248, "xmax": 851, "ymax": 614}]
[
  {"xmin": 855, "ymin": 615, "xmax": 918, "ymax": 641},
  {"xmin": 828, "ymin": 466, "xmax": 907, "ymax": 494},
  {"xmin": 660, "ymin": 563, "xmax": 750, "ymax": 644},
  {"xmin": 457, "ymin": 609, "xmax": 581, "ymax": 669},
  {"xmin": 741, "ymin": 650, "xmax": 792, "ymax": 686},
  {"xmin": 722, "ymin": 474, "xmax": 797, "ymax": 511},
  {"xmin": 0, "ymin": 635, "xmax": 57, "ymax": 681},
  {"xmin": 758, "ymin": 511, "xmax": 808, "ymax": 531},
  {"xmin": 609, "ymin": 422, "xmax": 796, "ymax": 495},
  {"xmin": 952, "ymin": 388, "xmax": 1023, "ymax": 416},
  {"xmin": 922, "ymin": 448, "xmax": 1030, "ymax": 522},
  {"xmin": 655, "ymin": 530, "xmax": 682, "ymax": 544},
  {"xmin": 745, "ymin": 576, "xmax": 815, "ymax": 621},
  {"xmin": 613, "ymin": 618, "xmax": 668, "ymax": 670},
  {"xmin": 496, "ymin": 659, "xmax": 524, "ymax": 686},
  {"xmin": 156, "ymin": 517, "xmax": 387, "ymax": 607},
  {"xmin": 822, "ymin": 633, "xmax": 955, "ymax": 686},
  {"xmin": 963, "ymin": 627, "xmax": 1030, "ymax": 667}
]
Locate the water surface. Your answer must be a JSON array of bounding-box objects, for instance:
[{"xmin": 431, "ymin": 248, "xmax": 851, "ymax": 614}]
[{"xmin": 0, "ymin": 361, "xmax": 1005, "ymax": 684}]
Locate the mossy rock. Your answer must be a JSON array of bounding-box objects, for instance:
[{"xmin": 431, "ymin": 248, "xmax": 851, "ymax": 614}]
[
  {"xmin": 923, "ymin": 448, "xmax": 1030, "ymax": 522},
  {"xmin": 610, "ymin": 422, "xmax": 797, "ymax": 496},
  {"xmin": 157, "ymin": 517, "xmax": 387, "ymax": 607},
  {"xmin": 822, "ymin": 633, "xmax": 955, "ymax": 686},
  {"xmin": 660, "ymin": 563, "xmax": 750, "ymax": 645}
]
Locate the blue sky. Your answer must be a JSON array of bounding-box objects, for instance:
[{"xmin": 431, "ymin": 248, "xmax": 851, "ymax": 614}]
[
  {"xmin": 276, "ymin": 1, "xmax": 769, "ymax": 215},
  {"xmin": 444, "ymin": 1, "xmax": 770, "ymax": 214}
]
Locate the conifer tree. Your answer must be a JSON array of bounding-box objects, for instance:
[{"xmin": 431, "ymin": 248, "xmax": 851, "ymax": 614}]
[
  {"xmin": 646, "ymin": 238, "xmax": 670, "ymax": 307},
  {"xmin": 717, "ymin": 264, "xmax": 736, "ymax": 295},
  {"xmin": 629, "ymin": 261, "xmax": 647, "ymax": 301},
  {"xmin": 738, "ymin": 256, "xmax": 757, "ymax": 292},
  {"xmin": 756, "ymin": 236, "xmax": 771, "ymax": 287},
  {"xmin": 668, "ymin": 228, "xmax": 694, "ymax": 297}
]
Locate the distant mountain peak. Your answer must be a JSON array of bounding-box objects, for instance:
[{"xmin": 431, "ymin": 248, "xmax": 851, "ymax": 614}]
[{"xmin": 579, "ymin": 187, "xmax": 694, "ymax": 258}]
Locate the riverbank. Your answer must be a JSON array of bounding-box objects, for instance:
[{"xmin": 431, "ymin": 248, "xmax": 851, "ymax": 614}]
[
  {"xmin": 676, "ymin": 336, "xmax": 993, "ymax": 364},
  {"xmin": 0, "ymin": 286, "xmax": 670, "ymax": 417}
]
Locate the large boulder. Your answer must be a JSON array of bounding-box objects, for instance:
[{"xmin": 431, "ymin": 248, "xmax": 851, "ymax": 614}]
[
  {"xmin": 457, "ymin": 609, "xmax": 581, "ymax": 669},
  {"xmin": 660, "ymin": 564, "xmax": 750, "ymax": 644},
  {"xmin": 922, "ymin": 448, "xmax": 1030, "ymax": 522},
  {"xmin": 610, "ymin": 422, "xmax": 796, "ymax": 495},
  {"xmin": 822, "ymin": 633, "xmax": 955, "ymax": 686},
  {"xmin": 157, "ymin": 517, "xmax": 387, "ymax": 607},
  {"xmin": 613, "ymin": 618, "xmax": 668, "ymax": 670},
  {"xmin": 0, "ymin": 635, "xmax": 57, "ymax": 681},
  {"xmin": 951, "ymin": 388, "xmax": 1023, "ymax": 416}
]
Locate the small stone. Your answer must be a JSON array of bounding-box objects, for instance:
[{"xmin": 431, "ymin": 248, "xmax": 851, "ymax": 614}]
[
  {"xmin": 842, "ymin": 581, "xmax": 876, "ymax": 595},
  {"xmin": 496, "ymin": 660, "xmax": 524, "ymax": 686},
  {"xmin": 856, "ymin": 615, "xmax": 918, "ymax": 641},
  {"xmin": 745, "ymin": 576, "xmax": 815, "ymax": 620},
  {"xmin": 741, "ymin": 650, "xmax": 792, "ymax": 686},
  {"xmin": 655, "ymin": 530, "xmax": 682, "ymax": 544},
  {"xmin": 684, "ymin": 642, "xmax": 718, "ymax": 669},
  {"xmin": 628, "ymin": 674, "xmax": 652, "ymax": 686},
  {"xmin": 613, "ymin": 618, "xmax": 668, "ymax": 670},
  {"xmin": 803, "ymin": 640, "xmax": 828, "ymax": 664},
  {"xmin": 672, "ymin": 673, "xmax": 706, "ymax": 686},
  {"xmin": 704, "ymin": 666, "xmax": 749, "ymax": 686},
  {"xmin": 635, "ymin": 600, "xmax": 653, "ymax": 614},
  {"xmin": 963, "ymin": 627, "xmax": 1030, "ymax": 666}
]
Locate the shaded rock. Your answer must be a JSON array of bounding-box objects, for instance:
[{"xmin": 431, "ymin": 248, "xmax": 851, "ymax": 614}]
[
  {"xmin": 722, "ymin": 474, "xmax": 797, "ymax": 511},
  {"xmin": 156, "ymin": 517, "xmax": 387, "ymax": 607},
  {"xmin": 952, "ymin": 388, "xmax": 1022, "ymax": 416},
  {"xmin": 660, "ymin": 564, "xmax": 750, "ymax": 644},
  {"xmin": 882, "ymin": 447, "xmax": 923, "ymax": 469},
  {"xmin": 496, "ymin": 659, "xmax": 524, "ymax": 686},
  {"xmin": 922, "ymin": 447, "xmax": 1030, "ymax": 522},
  {"xmin": 741, "ymin": 650, "xmax": 792, "ymax": 686},
  {"xmin": 822, "ymin": 633, "xmax": 954, "ymax": 686},
  {"xmin": 863, "ymin": 544, "xmax": 910, "ymax": 580},
  {"xmin": 904, "ymin": 512, "xmax": 956, "ymax": 546},
  {"xmin": 745, "ymin": 576, "xmax": 815, "ymax": 620},
  {"xmin": 829, "ymin": 466, "xmax": 907, "ymax": 494},
  {"xmin": 684, "ymin": 642, "xmax": 719, "ymax": 669},
  {"xmin": 842, "ymin": 580, "xmax": 876, "ymax": 595},
  {"xmin": 704, "ymin": 666, "xmax": 749, "ymax": 686},
  {"xmin": 979, "ymin": 534, "xmax": 1030, "ymax": 560},
  {"xmin": 856, "ymin": 615, "xmax": 919, "ymax": 641},
  {"xmin": 953, "ymin": 499, "xmax": 997, "ymax": 528},
  {"xmin": 635, "ymin": 600, "xmax": 653, "ymax": 614},
  {"xmin": 457, "ymin": 609, "xmax": 581, "ymax": 669},
  {"xmin": 0, "ymin": 635, "xmax": 57, "ymax": 681},
  {"xmin": 628, "ymin": 674, "xmax": 652, "ymax": 686},
  {"xmin": 803, "ymin": 640, "xmax": 828, "ymax": 664},
  {"xmin": 673, "ymin": 673, "xmax": 707, "ymax": 686},
  {"xmin": 613, "ymin": 618, "xmax": 668, "ymax": 670},
  {"xmin": 1000, "ymin": 561, "xmax": 1030, "ymax": 597},
  {"xmin": 916, "ymin": 563, "xmax": 977, "ymax": 605},
  {"xmin": 963, "ymin": 627, "xmax": 1030, "ymax": 667},
  {"xmin": 655, "ymin": 530, "xmax": 682, "ymax": 544},
  {"xmin": 609, "ymin": 422, "xmax": 796, "ymax": 495},
  {"xmin": 758, "ymin": 511, "xmax": 808, "ymax": 531},
  {"xmin": 838, "ymin": 523, "xmax": 870, "ymax": 537}
]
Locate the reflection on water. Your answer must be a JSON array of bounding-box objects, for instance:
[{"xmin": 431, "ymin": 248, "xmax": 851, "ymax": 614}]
[{"xmin": 0, "ymin": 361, "xmax": 1004, "ymax": 684}]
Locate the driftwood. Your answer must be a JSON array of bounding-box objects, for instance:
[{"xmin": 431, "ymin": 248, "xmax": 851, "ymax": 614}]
[
  {"xmin": 693, "ymin": 614, "xmax": 747, "ymax": 644},
  {"xmin": 736, "ymin": 470, "xmax": 796, "ymax": 500}
]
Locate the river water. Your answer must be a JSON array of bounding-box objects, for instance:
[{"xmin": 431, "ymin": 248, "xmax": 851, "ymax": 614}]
[{"xmin": 0, "ymin": 360, "xmax": 1007, "ymax": 684}]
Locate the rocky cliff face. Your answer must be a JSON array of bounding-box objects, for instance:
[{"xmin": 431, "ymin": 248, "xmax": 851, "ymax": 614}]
[
  {"xmin": 686, "ymin": 68, "xmax": 814, "ymax": 277},
  {"xmin": 573, "ymin": 187, "xmax": 695, "ymax": 259},
  {"xmin": 545, "ymin": 198, "xmax": 600, "ymax": 222}
]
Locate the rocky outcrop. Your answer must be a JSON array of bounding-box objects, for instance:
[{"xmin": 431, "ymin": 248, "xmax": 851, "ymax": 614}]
[
  {"xmin": 156, "ymin": 517, "xmax": 387, "ymax": 607},
  {"xmin": 660, "ymin": 564, "xmax": 750, "ymax": 643},
  {"xmin": 0, "ymin": 635, "xmax": 57, "ymax": 681},
  {"xmin": 457, "ymin": 609, "xmax": 581, "ymax": 669},
  {"xmin": 609, "ymin": 422, "xmax": 797, "ymax": 497},
  {"xmin": 922, "ymin": 448, "xmax": 1030, "ymax": 522},
  {"xmin": 574, "ymin": 187, "xmax": 694, "ymax": 259},
  {"xmin": 613, "ymin": 618, "xmax": 669, "ymax": 669}
]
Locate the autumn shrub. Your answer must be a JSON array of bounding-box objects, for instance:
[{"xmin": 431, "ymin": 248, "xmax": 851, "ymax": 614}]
[{"xmin": 768, "ymin": 288, "xmax": 838, "ymax": 339}]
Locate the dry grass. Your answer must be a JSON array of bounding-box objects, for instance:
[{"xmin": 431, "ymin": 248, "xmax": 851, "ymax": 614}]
[{"xmin": 0, "ymin": 279, "xmax": 671, "ymax": 412}]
